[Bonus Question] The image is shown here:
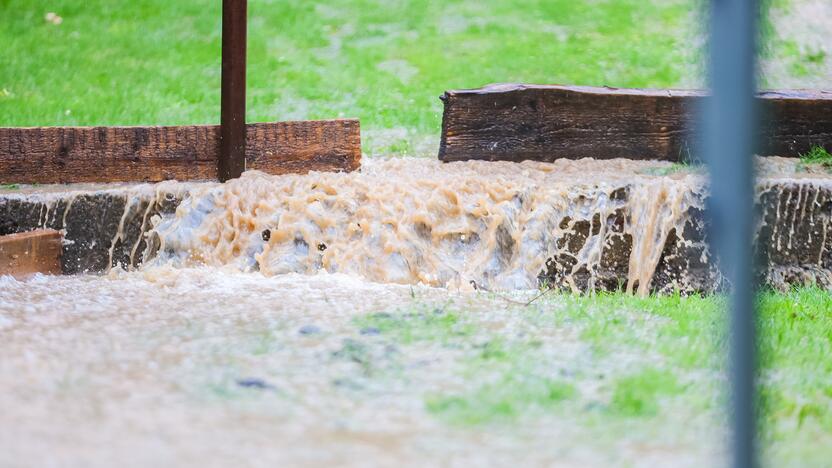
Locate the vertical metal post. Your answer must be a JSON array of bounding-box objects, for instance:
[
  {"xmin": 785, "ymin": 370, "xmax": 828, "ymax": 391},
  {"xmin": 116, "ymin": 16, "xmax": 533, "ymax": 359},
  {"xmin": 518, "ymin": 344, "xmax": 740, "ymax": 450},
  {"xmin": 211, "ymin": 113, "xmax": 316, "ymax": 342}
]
[
  {"xmin": 703, "ymin": 0, "xmax": 758, "ymax": 467},
  {"xmin": 219, "ymin": 0, "xmax": 247, "ymax": 182}
]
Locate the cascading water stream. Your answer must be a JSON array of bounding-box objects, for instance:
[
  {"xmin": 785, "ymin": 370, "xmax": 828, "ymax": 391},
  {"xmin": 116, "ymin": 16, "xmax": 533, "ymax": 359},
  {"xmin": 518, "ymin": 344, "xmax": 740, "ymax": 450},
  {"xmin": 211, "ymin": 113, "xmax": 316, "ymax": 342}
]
[{"xmin": 144, "ymin": 157, "xmax": 710, "ymax": 294}]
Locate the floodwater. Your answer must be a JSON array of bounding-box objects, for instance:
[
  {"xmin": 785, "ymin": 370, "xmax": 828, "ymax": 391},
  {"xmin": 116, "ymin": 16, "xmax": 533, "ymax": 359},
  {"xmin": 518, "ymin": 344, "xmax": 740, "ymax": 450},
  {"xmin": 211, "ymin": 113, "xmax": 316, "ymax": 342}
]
[
  {"xmin": 2, "ymin": 156, "xmax": 829, "ymax": 467},
  {"xmin": 0, "ymin": 268, "xmax": 723, "ymax": 468}
]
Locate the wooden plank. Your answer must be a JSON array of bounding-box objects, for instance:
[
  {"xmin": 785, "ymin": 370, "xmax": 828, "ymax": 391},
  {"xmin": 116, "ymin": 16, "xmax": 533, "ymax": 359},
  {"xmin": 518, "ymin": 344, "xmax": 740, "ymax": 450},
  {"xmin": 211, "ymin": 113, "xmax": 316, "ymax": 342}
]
[
  {"xmin": 0, "ymin": 119, "xmax": 361, "ymax": 184},
  {"xmin": 219, "ymin": 0, "xmax": 248, "ymax": 182},
  {"xmin": 0, "ymin": 229, "xmax": 62, "ymax": 278},
  {"xmin": 439, "ymin": 84, "xmax": 832, "ymax": 163}
]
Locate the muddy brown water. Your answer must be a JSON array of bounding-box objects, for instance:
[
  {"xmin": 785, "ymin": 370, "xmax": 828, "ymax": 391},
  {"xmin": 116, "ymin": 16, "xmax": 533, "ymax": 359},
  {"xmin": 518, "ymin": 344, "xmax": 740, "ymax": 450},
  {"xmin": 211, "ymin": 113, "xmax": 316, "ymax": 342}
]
[{"xmin": 143, "ymin": 157, "xmax": 832, "ymax": 294}]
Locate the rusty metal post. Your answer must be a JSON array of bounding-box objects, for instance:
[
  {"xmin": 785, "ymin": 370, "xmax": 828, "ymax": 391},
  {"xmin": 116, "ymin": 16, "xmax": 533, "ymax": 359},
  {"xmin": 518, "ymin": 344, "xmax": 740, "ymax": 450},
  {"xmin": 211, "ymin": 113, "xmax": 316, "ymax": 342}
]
[{"xmin": 219, "ymin": 0, "xmax": 247, "ymax": 181}]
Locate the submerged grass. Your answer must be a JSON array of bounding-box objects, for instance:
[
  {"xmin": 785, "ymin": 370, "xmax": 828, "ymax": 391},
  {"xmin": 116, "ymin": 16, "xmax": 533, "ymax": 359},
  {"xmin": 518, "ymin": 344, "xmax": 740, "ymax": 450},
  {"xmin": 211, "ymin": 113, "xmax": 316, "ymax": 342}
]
[
  {"xmin": 355, "ymin": 305, "xmax": 475, "ymax": 344},
  {"xmin": 608, "ymin": 367, "xmax": 682, "ymax": 417},
  {"xmin": 638, "ymin": 162, "xmax": 693, "ymax": 176},
  {"xmin": 426, "ymin": 374, "xmax": 577, "ymax": 425},
  {"xmin": 354, "ymin": 287, "xmax": 832, "ymax": 462}
]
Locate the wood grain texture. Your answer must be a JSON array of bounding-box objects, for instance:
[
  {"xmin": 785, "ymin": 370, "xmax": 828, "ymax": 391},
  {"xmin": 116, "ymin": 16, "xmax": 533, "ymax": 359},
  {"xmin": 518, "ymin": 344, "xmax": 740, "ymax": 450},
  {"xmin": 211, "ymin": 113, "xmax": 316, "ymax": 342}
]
[
  {"xmin": 0, "ymin": 229, "xmax": 62, "ymax": 277},
  {"xmin": 439, "ymin": 84, "xmax": 832, "ymax": 163},
  {"xmin": 0, "ymin": 119, "xmax": 361, "ymax": 184}
]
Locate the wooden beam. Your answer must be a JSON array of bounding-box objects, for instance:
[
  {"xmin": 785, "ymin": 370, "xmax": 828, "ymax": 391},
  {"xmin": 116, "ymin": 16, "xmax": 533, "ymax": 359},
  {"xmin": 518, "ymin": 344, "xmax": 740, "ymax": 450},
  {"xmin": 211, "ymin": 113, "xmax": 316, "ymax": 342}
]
[
  {"xmin": 219, "ymin": 0, "xmax": 247, "ymax": 182},
  {"xmin": 439, "ymin": 84, "xmax": 832, "ymax": 163},
  {"xmin": 0, "ymin": 119, "xmax": 361, "ymax": 184},
  {"xmin": 0, "ymin": 229, "xmax": 62, "ymax": 278}
]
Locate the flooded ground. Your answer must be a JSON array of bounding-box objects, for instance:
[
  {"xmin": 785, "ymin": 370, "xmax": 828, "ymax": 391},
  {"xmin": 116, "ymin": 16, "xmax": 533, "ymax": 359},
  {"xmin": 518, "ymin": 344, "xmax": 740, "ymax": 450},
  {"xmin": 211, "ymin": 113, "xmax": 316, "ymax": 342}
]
[
  {"xmin": 2, "ymin": 157, "xmax": 832, "ymax": 467},
  {"xmin": 0, "ymin": 268, "xmax": 726, "ymax": 468}
]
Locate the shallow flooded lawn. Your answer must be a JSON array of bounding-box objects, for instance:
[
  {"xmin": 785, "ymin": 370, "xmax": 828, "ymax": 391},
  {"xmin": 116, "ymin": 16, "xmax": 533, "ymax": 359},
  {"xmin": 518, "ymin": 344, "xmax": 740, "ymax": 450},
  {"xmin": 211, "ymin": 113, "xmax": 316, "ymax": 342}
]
[{"xmin": 2, "ymin": 269, "xmax": 829, "ymax": 467}]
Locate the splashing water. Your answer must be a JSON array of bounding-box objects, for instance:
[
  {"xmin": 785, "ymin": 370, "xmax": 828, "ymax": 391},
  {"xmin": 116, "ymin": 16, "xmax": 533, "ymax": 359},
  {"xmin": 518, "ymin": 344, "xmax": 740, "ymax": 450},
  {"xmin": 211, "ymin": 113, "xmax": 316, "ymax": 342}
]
[{"xmin": 145, "ymin": 157, "xmax": 708, "ymax": 294}]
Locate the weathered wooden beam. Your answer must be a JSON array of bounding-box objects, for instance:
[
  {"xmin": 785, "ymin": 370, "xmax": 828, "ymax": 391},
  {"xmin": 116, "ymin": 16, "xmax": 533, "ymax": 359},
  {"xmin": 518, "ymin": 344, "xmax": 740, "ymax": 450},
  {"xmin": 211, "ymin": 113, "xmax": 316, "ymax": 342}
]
[
  {"xmin": 0, "ymin": 119, "xmax": 361, "ymax": 184},
  {"xmin": 0, "ymin": 229, "xmax": 62, "ymax": 278},
  {"xmin": 439, "ymin": 84, "xmax": 832, "ymax": 163}
]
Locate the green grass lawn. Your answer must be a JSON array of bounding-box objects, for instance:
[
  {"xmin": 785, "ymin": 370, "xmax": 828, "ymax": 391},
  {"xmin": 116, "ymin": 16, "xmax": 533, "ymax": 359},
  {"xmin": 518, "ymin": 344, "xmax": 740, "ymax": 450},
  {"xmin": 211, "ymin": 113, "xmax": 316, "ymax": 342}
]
[{"xmin": 0, "ymin": 0, "xmax": 700, "ymax": 155}]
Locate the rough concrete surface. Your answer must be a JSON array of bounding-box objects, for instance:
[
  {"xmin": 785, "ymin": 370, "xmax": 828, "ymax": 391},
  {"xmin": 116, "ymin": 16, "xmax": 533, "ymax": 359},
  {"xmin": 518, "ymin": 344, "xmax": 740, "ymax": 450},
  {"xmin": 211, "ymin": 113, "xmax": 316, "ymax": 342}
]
[{"xmin": 0, "ymin": 184, "xmax": 193, "ymax": 274}]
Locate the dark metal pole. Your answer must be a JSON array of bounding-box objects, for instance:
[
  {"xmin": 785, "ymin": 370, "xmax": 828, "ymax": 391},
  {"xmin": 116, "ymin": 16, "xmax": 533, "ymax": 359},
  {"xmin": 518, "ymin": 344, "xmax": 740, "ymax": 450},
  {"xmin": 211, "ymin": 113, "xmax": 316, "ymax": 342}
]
[
  {"xmin": 219, "ymin": 0, "xmax": 247, "ymax": 182},
  {"xmin": 704, "ymin": 0, "xmax": 758, "ymax": 467}
]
